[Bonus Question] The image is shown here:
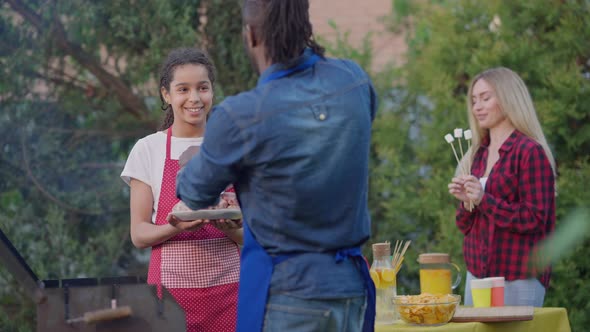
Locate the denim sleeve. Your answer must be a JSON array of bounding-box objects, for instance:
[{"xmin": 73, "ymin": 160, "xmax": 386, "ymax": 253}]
[
  {"xmin": 176, "ymin": 105, "xmax": 242, "ymax": 210},
  {"xmin": 343, "ymin": 59, "xmax": 378, "ymax": 121},
  {"xmin": 369, "ymin": 79, "xmax": 378, "ymax": 121}
]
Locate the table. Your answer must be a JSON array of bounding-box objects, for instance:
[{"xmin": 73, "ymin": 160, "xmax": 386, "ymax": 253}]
[{"xmin": 375, "ymin": 307, "xmax": 571, "ymax": 332}]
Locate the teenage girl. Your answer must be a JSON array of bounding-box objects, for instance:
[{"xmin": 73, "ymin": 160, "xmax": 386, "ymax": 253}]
[{"xmin": 121, "ymin": 48, "xmax": 241, "ymax": 331}]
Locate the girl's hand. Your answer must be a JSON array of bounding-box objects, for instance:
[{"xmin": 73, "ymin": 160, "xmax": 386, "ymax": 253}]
[
  {"xmin": 209, "ymin": 218, "xmax": 242, "ymax": 231},
  {"xmin": 167, "ymin": 214, "xmax": 208, "ymax": 232}
]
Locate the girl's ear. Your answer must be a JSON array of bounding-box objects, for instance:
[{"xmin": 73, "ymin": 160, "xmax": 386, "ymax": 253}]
[{"xmin": 161, "ymin": 86, "xmax": 170, "ymax": 104}]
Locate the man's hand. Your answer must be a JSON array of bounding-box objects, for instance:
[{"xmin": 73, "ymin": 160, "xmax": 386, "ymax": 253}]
[{"xmin": 212, "ymin": 191, "xmax": 242, "ymax": 230}]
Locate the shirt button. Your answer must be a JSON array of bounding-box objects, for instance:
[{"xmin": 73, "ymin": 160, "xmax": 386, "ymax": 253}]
[{"xmin": 319, "ymin": 113, "xmax": 327, "ymax": 121}]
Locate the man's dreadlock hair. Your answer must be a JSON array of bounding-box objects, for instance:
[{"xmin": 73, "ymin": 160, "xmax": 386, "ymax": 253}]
[{"xmin": 243, "ymin": 0, "xmax": 325, "ymax": 66}]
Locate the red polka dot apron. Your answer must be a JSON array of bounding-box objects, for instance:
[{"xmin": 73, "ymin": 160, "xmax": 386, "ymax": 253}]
[{"xmin": 148, "ymin": 127, "xmax": 240, "ymax": 332}]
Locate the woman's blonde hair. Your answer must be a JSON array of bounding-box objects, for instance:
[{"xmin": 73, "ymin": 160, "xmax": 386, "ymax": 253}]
[{"xmin": 460, "ymin": 67, "xmax": 556, "ymax": 176}]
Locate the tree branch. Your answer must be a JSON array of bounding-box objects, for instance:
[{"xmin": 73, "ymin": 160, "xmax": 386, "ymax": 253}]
[
  {"xmin": 19, "ymin": 134, "xmax": 103, "ymax": 216},
  {"xmin": 78, "ymin": 162, "xmax": 125, "ymax": 170},
  {"xmin": 46, "ymin": 127, "xmax": 151, "ymax": 139},
  {"xmin": 5, "ymin": 0, "xmax": 151, "ymax": 122}
]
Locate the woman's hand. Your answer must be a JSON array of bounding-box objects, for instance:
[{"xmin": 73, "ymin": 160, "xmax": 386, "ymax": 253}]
[
  {"xmin": 448, "ymin": 175, "xmax": 484, "ymax": 206},
  {"xmin": 462, "ymin": 175, "xmax": 484, "ymax": 205},
  {"xmin": 448, "ymin": 176, "xmax": 469, "ymax": 202}
]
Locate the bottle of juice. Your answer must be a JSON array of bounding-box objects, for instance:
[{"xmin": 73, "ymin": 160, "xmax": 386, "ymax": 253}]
[{"xmin": 370, "ymin": 242, "xmax": 397, "ymax": 324}]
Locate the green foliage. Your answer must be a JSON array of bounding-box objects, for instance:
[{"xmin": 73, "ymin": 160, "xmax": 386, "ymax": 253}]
[
  {"xmin": 317, "ymin": 20, "xmax": 375, "ymax": 75},
  {"xmin": 0, "ymin": 0, "xmax": 253, "ymax": 330},
  {"xmin": 0, "ymin": 294, "xmax": 34, "ymax": 332},
  {"xmin": 369, "ymin": 0, "xmax": 590, "ymax": 330}
]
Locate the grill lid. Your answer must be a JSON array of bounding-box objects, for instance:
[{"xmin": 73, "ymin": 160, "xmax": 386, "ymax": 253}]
[{"xmin": 0, "ymin": 227, "xmax": 46, "ymax": 303}]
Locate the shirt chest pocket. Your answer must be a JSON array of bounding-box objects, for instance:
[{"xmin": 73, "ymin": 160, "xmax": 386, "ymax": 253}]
[
  {"xmin": 491, "ymin": 172, "xmax": 518, "ymax": 202},
  {"xmin": 310, "ymin": 104, "xmax": 329, "ymax": 121}
]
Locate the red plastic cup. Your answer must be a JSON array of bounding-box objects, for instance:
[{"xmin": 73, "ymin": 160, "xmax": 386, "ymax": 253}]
[{"xmin": 485, "ymin": 277, "xmax": 505, "ymax": 307}]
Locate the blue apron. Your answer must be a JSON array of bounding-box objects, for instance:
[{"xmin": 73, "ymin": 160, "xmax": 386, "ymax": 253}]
[{"xmin": 236, "ymin": 53, "xmax": 376, "ymax": 332}]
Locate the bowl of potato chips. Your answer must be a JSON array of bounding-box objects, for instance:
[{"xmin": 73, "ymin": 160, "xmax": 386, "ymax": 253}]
[{"xmin": 393, "ymin": 293, "xmax": 460, "ymax": 326}]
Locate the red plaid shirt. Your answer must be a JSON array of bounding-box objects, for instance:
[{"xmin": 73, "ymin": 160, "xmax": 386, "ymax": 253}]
[{"xmin": 456, "ymin": 130, "xmax": 555, "ymax": 288}]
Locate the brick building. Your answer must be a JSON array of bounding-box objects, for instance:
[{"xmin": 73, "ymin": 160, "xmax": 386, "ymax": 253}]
[{"xmin": 309, "ymin": 0, "xmax": 407, "ymax": 72}]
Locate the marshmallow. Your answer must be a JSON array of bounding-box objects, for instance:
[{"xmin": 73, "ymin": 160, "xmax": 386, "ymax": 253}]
[{"xmin": 464, "ymin": 129, "xmax": 472, "ymax": 140}]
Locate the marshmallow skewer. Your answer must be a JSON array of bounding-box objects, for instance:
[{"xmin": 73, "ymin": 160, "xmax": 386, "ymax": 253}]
[
  {"xmin": 463, "ymin": 129, "xmax": 473, "ymax": 175},
  {"xmin": 463, "ymin": 129, "xmax": 474, "ymax": 211},
  {"xmin": 454, "ymin": 128, "xmax": 469, "ymax": 176},
  {"xmin": 444, "ymin": 134, "xmax": 462, "ymax": 167},
  {"xmin": 446, "ymin": 131, "xmax": 474, "ymax": 211},
  {"xmin": 454, "ymin": 128, "xmax": 465, "ymax": 162},
  {"xmin": 463, "ymin": 129, "xmax": 472, "ymax": 140},
  {"xmin": 464, "ymin": 129, "xmax": 472, "ymax": 171}
]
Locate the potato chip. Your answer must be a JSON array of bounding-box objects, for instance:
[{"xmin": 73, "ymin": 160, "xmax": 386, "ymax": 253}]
[{"xmin": 394, "ymin": 293, "xmax": 460, "ymax": 325}]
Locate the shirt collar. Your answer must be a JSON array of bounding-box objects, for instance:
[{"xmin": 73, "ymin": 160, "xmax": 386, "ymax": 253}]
[
  {"xmin": 481, "ymin": 129, "xmax": 520, "ymax": 152},
  {"xmin": 500, "ymin": 130, "xmax": 520, "ymax": 152},
  {"xmin": 257, "ymin": 48, "xmax": 314, "ymax": 87}
]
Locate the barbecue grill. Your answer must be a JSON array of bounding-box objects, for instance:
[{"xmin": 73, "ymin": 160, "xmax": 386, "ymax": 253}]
[{"xmin": 0, "ymin": 228, "xmax": 186, "ymax": 331}]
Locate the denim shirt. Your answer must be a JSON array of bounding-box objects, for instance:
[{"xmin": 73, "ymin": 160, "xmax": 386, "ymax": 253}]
[{"xmin": 177, "ymin": 49, "xmax": 377, "ymax": 299}]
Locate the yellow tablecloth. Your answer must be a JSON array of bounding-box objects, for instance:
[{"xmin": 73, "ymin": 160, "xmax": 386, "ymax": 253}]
[{"xmin": 375, "ymin": 307, "xmax": 571, "ymax": 332}]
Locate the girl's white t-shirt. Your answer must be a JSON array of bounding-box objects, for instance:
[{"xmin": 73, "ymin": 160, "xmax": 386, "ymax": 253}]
[{"xmin": 121, "ymin": 131, "xmax": 203, "ymax": 223}]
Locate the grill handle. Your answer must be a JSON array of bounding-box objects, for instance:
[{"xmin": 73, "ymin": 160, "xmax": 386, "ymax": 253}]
[{"xmin": 66, "ymin": 306, "xmax": 133, "ymax": 324}]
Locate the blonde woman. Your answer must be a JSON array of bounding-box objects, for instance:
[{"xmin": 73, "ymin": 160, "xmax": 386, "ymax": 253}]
[{"xmin": 448, "ymin": 67, "xmax": 556, "ymax": 307}]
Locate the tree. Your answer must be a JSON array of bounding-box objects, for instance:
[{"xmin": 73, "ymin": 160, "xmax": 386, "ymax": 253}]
[{"xmin": 0, "ymin": 0, "xmax": 254, "ymax": 330}]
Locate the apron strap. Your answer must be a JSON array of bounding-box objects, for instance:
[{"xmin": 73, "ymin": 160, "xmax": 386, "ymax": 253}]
[
  {"xmin": 166, "ymin": 127, "xmax": 172, "ymax": 161},
  {"xmin": 336, "ymin": 247, "xmax": 376, "ymax": 332},
  {"xmin": 236, "ymin": 222, "xmax": 272, "ymax": 332}
]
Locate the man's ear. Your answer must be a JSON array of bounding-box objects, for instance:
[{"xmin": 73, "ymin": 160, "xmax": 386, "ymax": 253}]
[{"xmin": 244, "ymin": 24, "xmax": 258, "ymax": 48}]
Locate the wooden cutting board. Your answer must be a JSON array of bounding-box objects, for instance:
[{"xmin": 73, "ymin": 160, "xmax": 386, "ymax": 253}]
[{"xmin": 451, "ymin": 306, "xmax": 534, "ymax": 322}]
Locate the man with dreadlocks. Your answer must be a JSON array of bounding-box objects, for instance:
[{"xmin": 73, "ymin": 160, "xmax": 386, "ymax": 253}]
[{"xmin": 176, "ymin": 1, "xmax": 377, "ymax": 331}]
